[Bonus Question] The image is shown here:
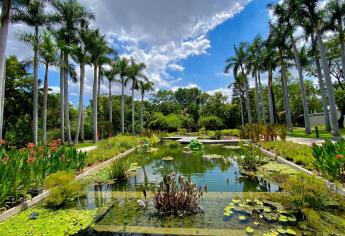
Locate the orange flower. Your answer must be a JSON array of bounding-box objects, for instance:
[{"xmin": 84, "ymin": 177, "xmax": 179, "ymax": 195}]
[
  {"xmin": 27, "ymin": 143, "xmax": 35, "ymax": 149},
  {"xmin": 336, "ymin": 155, "xmax": 344, "ymax": 160},
  {"xmin": 27, "ymin": 156, "xmax": 35, "ymax": 164},
  {"xmin": 0, "ymin": 139, "xmax": 5, "ymax": 145}
]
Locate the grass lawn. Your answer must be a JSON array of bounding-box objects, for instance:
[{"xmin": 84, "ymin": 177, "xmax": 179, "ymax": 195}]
[
  {"xmin": 74, "ymin": 141, "xmax": 95, "ymax": 149},
  {"xmin": 288, "ymin": 126, "xmax": 345, "ymax": 139}
]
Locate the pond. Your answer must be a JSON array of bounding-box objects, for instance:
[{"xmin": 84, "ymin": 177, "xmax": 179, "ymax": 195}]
[{"xmin": 74, "ymin": 143, "xmax": 294, "ymax": 235}]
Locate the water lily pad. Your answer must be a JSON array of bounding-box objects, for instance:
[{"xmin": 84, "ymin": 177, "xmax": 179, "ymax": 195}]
[
  {"xmin": 264, "ymin": 207, "xmax": 271, "ymax": 213},
  {"xmin": 232, "ymin": 199, "xmax": 241, "ymax": 204},
  {"xmin": 162, "ymin": 156, "xmax": 174, "ymax": 161},
  {"xmin": 246, "ymin": 226, "xmax": 254, "ymax": 234},
  {"xmin": 203, "ymin": 154, "xmax": 224, "ymax": 159},
  {"xmin": 224, "ymin": 210, "xmax": 233, "ymax": 216},
  {"xmin": 223, "ymin": 145, "xmax": 241, "ymax": 150},
  {"xmin": 278, "ymin": 215, "xmax": 288, "ymax": 222},
  {"xmin": 238, "ymin": 215, "xmax": 246, "ymax": 221}
]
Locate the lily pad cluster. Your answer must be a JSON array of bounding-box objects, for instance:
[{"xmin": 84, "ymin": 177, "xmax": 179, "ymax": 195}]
[
  {"xmin": 188, "ymin": 139, "xmax": 204, "ymax": 151},
  {"xmin": 223, "ymin": 198, "xmax": 297, "ymax": 235}
]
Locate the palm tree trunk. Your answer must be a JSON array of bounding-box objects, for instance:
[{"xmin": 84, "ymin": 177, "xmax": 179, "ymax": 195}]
[
  {"xmin": 244, "ymin": 80, "xmax": 252, "ymax": 124},
  {"xmin": 258, "ymin": 72, "xmax": 265, "ymax": 123},
  {"xmin": 268, "ymin": 67, "xmax": 275, "ymax": 124},
  {"xmin": 42, "ymin": 64, "xmax": 49, "ymax": 144},
  {"xmin": 92, "ymin": 64, "xmax": 98, "ymax": 143},
  {"xmin": 81, "ymin": 109, "xmax": 84, "ymax": 142},
  {"xmin": 0, "ymin": 0, "xmax": 10, "ymax": 140},
  {"xmin": 290, "ymin": 34, "xmax": 311, "ymax": 134},
  {"xmin": 63, "ymin": 53, "xmax": 72, "ymax": 143},
  {"xmin": 254, "ymin": 71, "xmax": 261, "ymax": 123},
  {"xmin": 33, "ymin": 26, "xmax": 39, "ymax": 145},
  {"xmin": 280, "ymin": 54, "xmax": 292, "ymax": 131},
  {"xmin": 98, "ymin": 69, "xmax": 101, "ymax": 96},
  {"xmin": 314, "ymin": 51, "xmax": 331, "ymax": 131},
  {"xmin": 317, "ymin": 31, "xmax": 340, "ymax": 136},
  {"xmin": 337, "ymin": 20, "xmax": 345, "ymax": 83},
  {"xmin": 74, "ymin": 62, "xmax": 85, "ymax": 145},
  {"xmin": 141, "ymin": 93, "xmax": 144, "ymax": 131},
  {"xmin": 131, "ymin": 81, "xmax": 135, "ymax": 135},
  {"xmin": 121, "ymin": 77, "xmax": 125, "ymax": 133},
  {"xmin": 108, "ymin": 79, "xmax": 112, "ymax": 137},
  {"xmin": 239, "ymin": 94, "xmax": 245, "ymax": 126},
  {"xmin": 60, "ymin": 53, "xmax": 64, "ymax": 143}
]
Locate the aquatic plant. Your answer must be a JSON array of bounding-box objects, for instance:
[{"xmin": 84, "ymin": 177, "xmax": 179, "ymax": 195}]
[
  {"xmin": 188, "ymin": 139, "xmax": 204, "ymax": 151},
  {"xmin": 153, "ymin": 173, "xmax": 203, "ymax": 216},
  {"xmin": 237, "ymin": 143, "xmax": 263, "ymax": 171},
  {"xmin": 283, "ymin": 174, "xmax": 345, "ymax": 234},
  {"xmin": 44, "ymin": 171, "xmax": 84, "ymax": 209},
  {"xmin": 109, "ymin": 160, "xmax": 131, "ymax": 180},
  {"xmin": 312, "ymin": 138, "xmax": 345, "ymax": 182},
  {"xmin": 240, "ymin": 124, "xmax": 281, "ymax": 143}
]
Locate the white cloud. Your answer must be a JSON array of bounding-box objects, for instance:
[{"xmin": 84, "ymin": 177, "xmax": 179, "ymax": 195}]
[
  {"xmin": 171, "ymin": 83, "xmax": 200, "ymax": 92},
  {"xmin": 6, "ymin": 0, "xmax": 251, "ymax": 102},
  {"xmin": 207, "ymin": 87, "xmax": 233, "ymax": 102}
]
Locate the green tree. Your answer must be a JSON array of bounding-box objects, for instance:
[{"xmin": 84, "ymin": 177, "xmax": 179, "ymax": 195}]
[{"xmin": 138, "ymin": 81, "xmax": 154, "ymax": 132}]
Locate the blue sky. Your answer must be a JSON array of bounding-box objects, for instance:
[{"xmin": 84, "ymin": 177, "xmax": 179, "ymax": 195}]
[{"xmin": 7, "ymin": 0, "xmax": 277, "ymax": 105}]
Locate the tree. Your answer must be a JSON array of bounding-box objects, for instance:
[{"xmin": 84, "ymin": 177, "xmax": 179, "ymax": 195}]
[
  {"xmin": 52, "ymin": 0, "xmax": 94, "ymax": 144},
  {"xmin": 104, "ymin": 66, "xmax": 117, "ymax": 137},
  {"xmin": 125, "ymin": 59, "xmax": 148, "ymax": 135},
  {"xmin": 112, "ymin": 57, "xmax": 130, "ymax": 133},
  {"xmin": 138, "ymin": 81, "xmax": 154, "ymax": 131},
  {"xmin": 270, "ymin": 2, "xmax": 311, "ymax": 134},
  {"xmin": 12, "ymin": 0, "xmax": 51, "ymax": 144},
  {"xmin": 225, "ymin": 43, "xmax": 252, "ymax": 123},
  {"xmin": 39, "ymin": 30, "xmax": 58, "ymax": 144}
]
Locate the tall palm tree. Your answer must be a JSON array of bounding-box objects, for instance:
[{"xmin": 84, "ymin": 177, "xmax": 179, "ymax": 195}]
[
  {"xmin": 112, "ymin": 57, "xmax": 130, "ymax": 133},
  {"xmin": 138, "ymin": 80, "xmax": 154, "ymax": 132},
  {"xmin": 71, "ymin": 22, "xmax": 92, "ymax": 145},
  {"xmin": 261, "ymin": 40, "xmax": 278, "ymax": 124},
  {"xmin": 87, "ymin": 29, "xmax": 110, "ymax": 143},
  {"xmin": 52, "ymin": 0, "xmax": 94, "ymax": 144},
  {"xmin": 125, "ymin": 59, "xmax": 148, "ymax": 135},
  {"xmin": 225, "ymin": 43, "xmax": 252, "ymax": 124},
  {"xmin": 12, "ymin": 0, "xmax": 51, "ymax": 144},
  {"xmin": 39, "ymin": 30, "xmax": 58, "ymax": 144},
  {"xmin": 270, "ymin": 2, "xmax": 311, "ymax": 134},
  {"xmin": 229, "ymin": 75, "xmax": 246, "ymax": 125},
  {"xmin": 104, "ymin": 68, "xmax": 116, "ymax": 137},
  {"xmin": 292, "ymin": 0, "xmax": 340, "ymax": 135},
  {"xmin": 268, "ymin": 23, "xmax": 293, "ymax": 130}
]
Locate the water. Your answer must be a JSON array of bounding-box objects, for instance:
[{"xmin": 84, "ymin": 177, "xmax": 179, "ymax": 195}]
[{"xmin": 74, "ymin": 143, "xmax": 286, "ymax": 235}]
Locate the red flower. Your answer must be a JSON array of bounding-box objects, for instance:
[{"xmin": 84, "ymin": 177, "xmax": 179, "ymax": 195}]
[
  {"xmin": 38, "ymin": 147, "xmax": 44, "ymax": 153},
  {"xmin": 27, "ymin": 143, "xmax": 35, "ymax": 149},
  {"xmin": 336, "ymin": 155, "xmax": 344, "ymax": 160},
  {"xmin": 0, "ymin": 139, "xmax": 5, "ymax": 145},
  {"xmin": 27, "ymin": 156, "xmax": 35, "ymax": 164}
]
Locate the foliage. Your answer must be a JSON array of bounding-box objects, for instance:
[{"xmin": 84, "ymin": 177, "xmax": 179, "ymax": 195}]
[
  {"xmin": 214, "ymin": 130, "xmax": 222, "ymax": 140},
  {"xmin": 259, "ymin": 141, "xmax": 315, "ymax": 170},
  {"xmin": 44, "ymin": 171, "xmax": 84, "ymax": 209},
  {"xmin": 283, "ymin": 174, "xmax": 345, "ymax": 234},
  {"xmin": 0, "ymin": 140, "xmax": 86, "ymax": 209},
  {"xmin": 188, "ymin": 139, "xmax": 204, "ymax": 151},
  {"xmin": 240, "ymin": 124, "xmax": 286, "ymax": 143},
  {"xmin": 312, "ymin": 139, "xmax": 345, "ymax": 182},
  {"xmin": 237, "ymin": 143, "xmax": 263, "ymax": 171},
  {"xmin": 197, "ymin": 116, "xmax": 224, "ymax": 131},
  {"xmin": 153, "ymin": 173, "xmax": 203, "ymax": 216},
  {"xmin": 109, "ymin": 160, "xmax": 131, "ymax": 180},
  {"xmin": 86, "ymin": 135, "xmax": 143, "ymax": 166},
  {"xmin": 0, "ymin": 206, "xmax": 97, "ymax": 235}
]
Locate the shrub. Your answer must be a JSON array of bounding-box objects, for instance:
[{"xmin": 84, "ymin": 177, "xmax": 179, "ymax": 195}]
[
  {"xmin": 153, "ymin": 173, "xmax": 203, "ymax": 216},
  {"xmin": 197, "ymin": 116, "xmax": 224, "ymax": 130},
  {"xmin": 188, "ymin": 139, "xmax": 204, "ymax": 151},
  {"xmin": 148, "ymin": 112, "xmax": 181, "ymax": 132},
  {"xmin": 44, "ymin": 171, "xmax": 84, "ymax": 209},
  {"xmin": 312, "ymin": 139, "xmax": 345, "ymax": 182},
  {"xmin": 214, "ymin": 130, "xmax": 222, "ymax": 140},
  {"xmin": 221, "ymin": 129, "xmax": 239, "ymax": 137},
  {"xmin": 109, "ymin": 160, "xmax": 131, "ymax": 179}
]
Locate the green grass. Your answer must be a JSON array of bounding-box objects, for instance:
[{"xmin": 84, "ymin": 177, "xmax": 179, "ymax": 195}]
[
  {"xmin": 259, "ymin": 141, "xmax": 315, "ymax": 170},
  {"xmin": 288, "ymin": 126, "xmax": 345, "ymax": 139},
  {"xmin": 86, "ymin": 135, "xmax": 143, "ymax": 166},
  {"xmin": 74, "ymin": 141, "xmax": 95, "ymax": 149}
]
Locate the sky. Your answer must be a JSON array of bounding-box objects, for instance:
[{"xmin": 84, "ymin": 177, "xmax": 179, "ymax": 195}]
[{"xmin": 6, "ymin": 0, "xmax": 277, "ymax": 105}]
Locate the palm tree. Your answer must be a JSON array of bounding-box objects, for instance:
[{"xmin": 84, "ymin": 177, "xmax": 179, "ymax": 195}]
[
  {"xmin": 261, "ymin": 40, "xmax": 278, "ymax": 124},
  {"xmin": 39, "ymin": 30, "xmax": 58, "ymax": 144},
  {"xmin": 87, "ymin": 29, "xmax": 111, "ymax": 143},
  {"xmin": 12, "ymin": 0, "xmax": 51, "ymax": 144},
  {"xmin": 138, "ymin": 81, "xmax": 154, "ymax": 132},
  {"xmin": 112, "ymin": 57, "xmax": 130, "ymax": 133},
  {"xmin": 225, "ymin": 43, "xmax": 252, "ymax": 124},
  {"xmin": 229, "ymin": 75, "xmax": 246, "ymax": 125},
  {"xmin": 125, "ymin": 59, "xmax": 148, "ymax": 135},
  {"xmin": 104, "ymin": 68, "xmax": 116, "ymax": 137},
  {"xmin": 292, "ymin": 0, "xmax": 340, "ymax": 136},
  {"xmin": 270, "ymin": 2, "xmax": 311, "ymax": 134},
  {"xmin": 52, "ymin": 0, "xmax": 94, "ymax": 144}
]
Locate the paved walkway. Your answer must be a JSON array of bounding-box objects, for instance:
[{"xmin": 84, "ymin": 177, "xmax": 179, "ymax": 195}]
[{"xmin": 77, "ymin": 145, "xmax": 97, "ymax": 152}]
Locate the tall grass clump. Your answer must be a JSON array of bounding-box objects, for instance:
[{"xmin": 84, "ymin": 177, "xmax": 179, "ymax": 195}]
[{"xmin": 109, "ymin": 160, "xmax": 131, "ymax": 179}]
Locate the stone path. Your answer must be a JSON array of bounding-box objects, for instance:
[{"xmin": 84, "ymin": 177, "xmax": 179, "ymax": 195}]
[
  {"xmin": 77, "ymin": 145, "xmax": 97, "ymax": 152},
  {"xmin": 164, "ymin": 136, "xmax": 240, "ymax": 144}
]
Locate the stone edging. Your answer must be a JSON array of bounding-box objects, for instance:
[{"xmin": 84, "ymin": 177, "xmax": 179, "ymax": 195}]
[
  {"xmin": 255, "ymin": 145, "xmax": 345, "ymax": 196},
  {"xmin": 0, "ymin": 147, "xmax": 136, "ymax": 223}
]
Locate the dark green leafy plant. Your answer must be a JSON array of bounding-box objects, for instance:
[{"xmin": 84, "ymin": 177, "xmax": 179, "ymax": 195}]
[
  {"xmin": 237, "ymin": 143, "xmax": 263, "ymax": 171},
  {"xmin": 188, "ymin": 139, "xmax": 204, "ymax": 151}
]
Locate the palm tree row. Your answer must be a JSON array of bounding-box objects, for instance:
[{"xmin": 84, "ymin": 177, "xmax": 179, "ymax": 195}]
[
  {"xmin": 0, "ymin": 0, "xmax": 154, "ymax": 145},
  {"xmin": 225, "ymin": 0, "xmax": 345, "ymax": 136}
]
